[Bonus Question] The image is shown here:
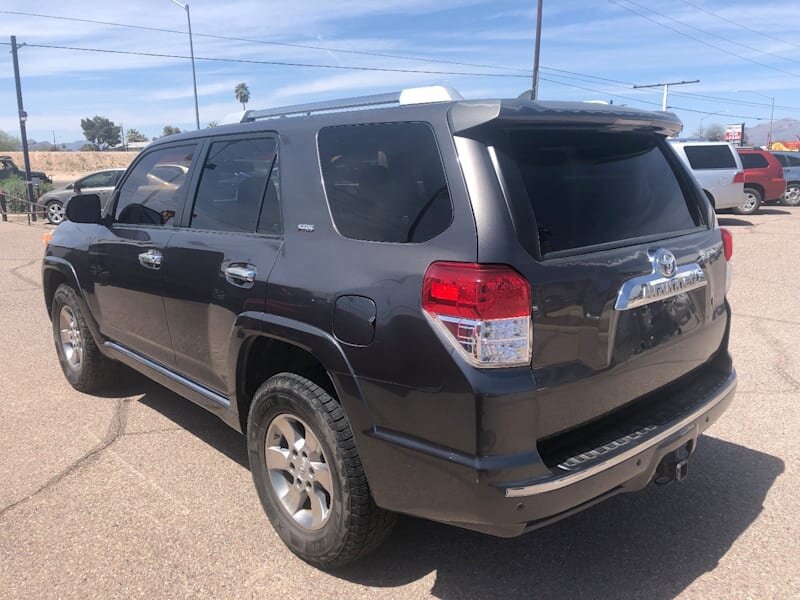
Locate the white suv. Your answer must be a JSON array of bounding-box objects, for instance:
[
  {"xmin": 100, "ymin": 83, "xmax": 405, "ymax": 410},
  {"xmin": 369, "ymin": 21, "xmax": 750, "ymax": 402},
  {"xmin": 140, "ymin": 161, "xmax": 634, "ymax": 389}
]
[{"xmin": 669, "ymin": 140, "xmax": 744, "ymax": 210}]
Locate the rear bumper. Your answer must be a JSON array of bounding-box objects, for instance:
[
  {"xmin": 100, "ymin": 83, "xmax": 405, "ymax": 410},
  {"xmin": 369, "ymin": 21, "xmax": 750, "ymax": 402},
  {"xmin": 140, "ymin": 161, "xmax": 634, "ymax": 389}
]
[{"xmin": 365, "ymin": 365, "xmax": 736, "ymax": 537}]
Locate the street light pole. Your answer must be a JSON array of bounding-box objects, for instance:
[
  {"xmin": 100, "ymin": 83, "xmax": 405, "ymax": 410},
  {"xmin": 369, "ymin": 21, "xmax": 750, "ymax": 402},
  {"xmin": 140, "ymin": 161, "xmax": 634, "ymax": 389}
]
[
  {"xmin": 171, "ymin": 0, "xmax": 200, "ymax": 130},
  {"xmin": 10, "ymin": 35, "xmax": 36, "ymax": 222},
  {"xmin": 530, "ymin": 0, "xmax": 544, "ymax": 100}
]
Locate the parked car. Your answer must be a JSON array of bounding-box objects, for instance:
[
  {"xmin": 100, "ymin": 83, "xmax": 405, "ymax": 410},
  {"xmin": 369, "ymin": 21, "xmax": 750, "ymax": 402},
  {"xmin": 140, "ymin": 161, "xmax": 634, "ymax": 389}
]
[
  {"xmin": 769, "ymin": 151, "xmax": 800, "ymax": 206},
  {"xmin": 735, "ymin": 148, "xmax": 786, "ymax": 214},
  {"xmin": 0, "ymin": 155, "xmax": 52, "ymax": 184},
  {"xmin": 43, "ymin": 87, "xmax": 736, "ymax": 568},
  {"xmin": 37, "ymin": 169, "xmax": 125, "ymax": 224},
  {"xmin": 668, "ymin": 140, "xmax": 744, "ymax": 210}
]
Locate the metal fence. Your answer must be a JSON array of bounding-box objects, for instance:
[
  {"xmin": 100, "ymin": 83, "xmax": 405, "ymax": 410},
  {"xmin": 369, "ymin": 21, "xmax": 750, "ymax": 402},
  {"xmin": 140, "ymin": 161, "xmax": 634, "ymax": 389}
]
[{"xmin": 0, "ymin": 189, "xmax": 44, "ymax": 225}]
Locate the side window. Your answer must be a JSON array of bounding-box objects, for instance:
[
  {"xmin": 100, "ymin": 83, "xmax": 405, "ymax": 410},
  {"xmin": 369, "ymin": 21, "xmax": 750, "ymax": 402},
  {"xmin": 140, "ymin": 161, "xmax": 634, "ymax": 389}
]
[
  {"xmin": 787, "ymin": 155, "xmax": 800, "ymax": 167},
  {"xmin": 79, "ymin": 171, "xmax": 117, "ymax": 188},
  {"xmin": 318, "ymin": 122, "xmax": 452, "ymax": 243},
  {"xmin": 115, "ymin": 145, "xmax": 196, "ymax": 226},
  {"xmin": 739, "ymin": 153, "xmax": 769, "ymax": 169},
  {"xmin": 682, "ymin": 145, "xmax": 737, "ymax": 170},
  {"xmin": 774, "ymin": 154, "xmax": 789, "ymax": 167},
  {"xmin": 190, "ymin": 137, "xmax": 280, "ymax": 234}
]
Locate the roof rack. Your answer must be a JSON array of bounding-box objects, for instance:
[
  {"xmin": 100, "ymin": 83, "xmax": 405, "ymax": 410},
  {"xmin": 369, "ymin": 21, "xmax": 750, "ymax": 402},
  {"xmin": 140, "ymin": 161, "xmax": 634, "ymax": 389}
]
[{"xmin": 239, "ymin": 85, "xmax": 463, "ymax": 123}]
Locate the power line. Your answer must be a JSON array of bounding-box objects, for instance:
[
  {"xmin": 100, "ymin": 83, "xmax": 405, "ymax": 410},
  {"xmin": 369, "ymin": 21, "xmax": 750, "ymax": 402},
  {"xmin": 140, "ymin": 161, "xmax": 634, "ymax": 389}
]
[
  {"xmin": 609, "ymin": 0, "xmax": 800, "ymax": 79},
  {"xmin": 0, "ymin": 41, "xmax": 531, "ymax": 78},
  {"xmin": 620, "ymin": 0, "xmax": 800, "ymax": 67},
  {"xmin": 4, "ymin": 8, "xmax": 798, "ymax": 114},
  {"xmin": 675, "ymin": 0, "xmax": 800, "ymax": 51},
  {"xmin": 0, "ymin": 9, "xmax": 530, "ymax": 75}
]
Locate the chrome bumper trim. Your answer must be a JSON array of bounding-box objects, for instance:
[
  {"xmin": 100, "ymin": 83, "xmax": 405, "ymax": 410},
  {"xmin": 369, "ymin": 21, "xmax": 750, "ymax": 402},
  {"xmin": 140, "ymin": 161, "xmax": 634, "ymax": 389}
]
[{"xmin": 505, "ymin": 369, "xmax": 736, "ymax": 498}]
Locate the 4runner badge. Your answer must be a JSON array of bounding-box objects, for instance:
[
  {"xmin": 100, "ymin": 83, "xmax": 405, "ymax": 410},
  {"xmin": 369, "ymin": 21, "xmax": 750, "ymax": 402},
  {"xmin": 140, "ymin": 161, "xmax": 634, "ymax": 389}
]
[
  {"xmin": 614, "ymin": 248, "xmax": 707, "ymax": 311},
  {"xmin": 297, "ymin": 224, "xmax": 315, "ymax": 232}
]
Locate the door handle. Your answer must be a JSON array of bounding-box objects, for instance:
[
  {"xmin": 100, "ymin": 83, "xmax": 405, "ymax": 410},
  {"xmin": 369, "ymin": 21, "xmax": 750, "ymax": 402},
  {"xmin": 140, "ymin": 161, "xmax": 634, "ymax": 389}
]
[
  {"xmin": 224, "ymin": 265, "xmax": 256, "ymax": 288},
  {"xmin": 138, "ymin": 249, "xmax": 163, "ymax": 270}
]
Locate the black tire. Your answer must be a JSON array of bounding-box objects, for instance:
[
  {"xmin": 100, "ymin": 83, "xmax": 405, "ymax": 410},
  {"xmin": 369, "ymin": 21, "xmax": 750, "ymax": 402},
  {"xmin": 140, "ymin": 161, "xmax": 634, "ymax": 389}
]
[
  {"xmin": 51, "ymin": 284, "xmax": 116, "ymax": 392},
  {"xmin": 45, "ymin": 200, "xmax": 65, "ymax": 225},
  {"xmin": 784, "ymin": 183, "xmax": 800, "ymax": 206},
  {"xmin": 247, "ymin": 373, "xmax": 396, "ymax": 568},
  {"xmin": 734, "ymin": 187, "xmax": 762, "ymax": 215}
]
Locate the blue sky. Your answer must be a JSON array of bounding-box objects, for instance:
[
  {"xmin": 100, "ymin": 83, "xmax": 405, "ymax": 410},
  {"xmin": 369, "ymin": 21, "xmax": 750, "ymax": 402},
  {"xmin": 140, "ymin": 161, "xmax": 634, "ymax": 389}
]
[{"xmin": 1, "ymin": 0, "xmax": 798, "ymax": 144}]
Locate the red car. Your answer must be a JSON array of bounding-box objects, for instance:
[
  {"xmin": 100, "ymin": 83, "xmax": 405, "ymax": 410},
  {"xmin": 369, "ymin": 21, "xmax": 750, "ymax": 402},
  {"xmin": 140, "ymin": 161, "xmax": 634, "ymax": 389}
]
[{"xmin": 735, "ymin": 148, "xmax": 787, "ymax": 215}]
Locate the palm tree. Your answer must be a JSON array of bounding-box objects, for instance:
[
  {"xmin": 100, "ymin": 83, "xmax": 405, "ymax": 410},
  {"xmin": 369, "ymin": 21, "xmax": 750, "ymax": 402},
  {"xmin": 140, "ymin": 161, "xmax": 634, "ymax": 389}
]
[{"xmin": 234, "ymin": 83, "xmax": 251, "ymax": 110}]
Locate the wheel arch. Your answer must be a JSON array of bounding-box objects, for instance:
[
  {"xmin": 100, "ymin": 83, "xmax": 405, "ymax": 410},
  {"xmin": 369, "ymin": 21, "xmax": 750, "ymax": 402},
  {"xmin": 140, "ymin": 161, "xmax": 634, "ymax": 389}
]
[
  {"xmin": 233, "ymin": 316, "xmax": 371, "ymax": 436},
  {"xmin": 744, "ymin": 182, "xmax": 764, "ymax": 198}
]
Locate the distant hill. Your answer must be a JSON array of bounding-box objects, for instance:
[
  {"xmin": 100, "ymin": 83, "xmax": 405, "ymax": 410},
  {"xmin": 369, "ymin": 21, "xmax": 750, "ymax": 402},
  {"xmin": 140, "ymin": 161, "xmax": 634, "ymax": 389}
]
[
  {"xmin": 745, "ymin": 118, "xmax": 800, "ymax": 147},
  {"xmin": 28, "ymin": 139, "xmax": 89, "ymax": 151}
]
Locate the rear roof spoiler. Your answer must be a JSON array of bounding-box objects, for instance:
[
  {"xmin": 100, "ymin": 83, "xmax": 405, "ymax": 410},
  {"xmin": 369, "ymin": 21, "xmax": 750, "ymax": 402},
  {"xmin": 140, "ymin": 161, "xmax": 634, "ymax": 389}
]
[{"xmin": 449, "ymin": 100, "xmax": 683, "ymax": 137}]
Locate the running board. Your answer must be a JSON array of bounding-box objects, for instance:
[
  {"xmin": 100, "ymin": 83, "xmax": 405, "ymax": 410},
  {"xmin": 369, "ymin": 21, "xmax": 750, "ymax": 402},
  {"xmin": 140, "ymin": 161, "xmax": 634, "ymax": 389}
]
[{"xmin": 102, "ymin": 341, "xmax": 230, "ymax": 409}]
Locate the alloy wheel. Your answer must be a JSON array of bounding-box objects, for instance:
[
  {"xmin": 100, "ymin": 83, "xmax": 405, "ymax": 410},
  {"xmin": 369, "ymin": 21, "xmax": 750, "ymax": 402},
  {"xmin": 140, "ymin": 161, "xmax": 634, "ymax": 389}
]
[
  {"xmin": 59, "ymin": 305, "xmax": 83, "ymax": 371},
  {"xmin": 47, "ymin": 202, "xmax": 65, "ymax": 224},
  {"xmin": 265, "ymin": 414, "xmax": 334, "ymax": 531}
]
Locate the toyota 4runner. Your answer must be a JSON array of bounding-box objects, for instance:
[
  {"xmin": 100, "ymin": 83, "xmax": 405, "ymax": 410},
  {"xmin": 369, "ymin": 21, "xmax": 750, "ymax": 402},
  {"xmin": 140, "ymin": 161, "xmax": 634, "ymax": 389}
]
[{"xmin": 43, "ymin": 86, "xmax": 737, "ymax": 568}]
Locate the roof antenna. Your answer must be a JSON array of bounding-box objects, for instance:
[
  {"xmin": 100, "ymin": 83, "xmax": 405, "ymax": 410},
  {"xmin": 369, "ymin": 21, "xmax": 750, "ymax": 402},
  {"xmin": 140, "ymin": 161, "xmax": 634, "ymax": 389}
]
[{"xmin": 530, "ymin": 0, "xmax": 544, "ymax": 101}]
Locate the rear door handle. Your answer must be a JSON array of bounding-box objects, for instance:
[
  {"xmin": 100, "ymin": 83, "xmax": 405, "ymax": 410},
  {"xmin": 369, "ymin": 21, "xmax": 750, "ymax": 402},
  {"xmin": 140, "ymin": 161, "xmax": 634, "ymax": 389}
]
[
  {"xmin": 224, "ymin": 264, "xmax": 256, "ymax": 288},
  {"xmin": 138, "ymin": 249, "xmax": 163, "ymax": 270}
]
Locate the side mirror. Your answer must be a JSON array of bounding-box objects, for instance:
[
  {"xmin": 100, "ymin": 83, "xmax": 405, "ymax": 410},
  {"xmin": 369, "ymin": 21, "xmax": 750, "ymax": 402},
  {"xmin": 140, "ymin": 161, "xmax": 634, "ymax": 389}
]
[
  {"xmin": 66, "ymin": 183, "xmax": 74, "ymax": 190},
  {"xmin": 65, "ymin": 194, "xmax": 102, "ymax": 224}
]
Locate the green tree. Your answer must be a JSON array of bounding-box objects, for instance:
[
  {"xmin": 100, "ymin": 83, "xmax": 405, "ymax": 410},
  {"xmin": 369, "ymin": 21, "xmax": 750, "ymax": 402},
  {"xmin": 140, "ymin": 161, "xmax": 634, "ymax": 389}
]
[
  {"xmin": 161, "ymin": 125, "xmax": 182, "ymax": 137},
  {"xmin": 126, "ymin": 128, "xmax": 148, "ymax": 143},
  {"xmin": 0, "ymin": 130, "xmax": 21, "ymax": 151},
  {"xmin": 80, "ymin": 116, "xmax": 121, "ymax": 149},
  {"xmin": 234, "ymin": 82, "xmax": 251, "ymax": 109}
]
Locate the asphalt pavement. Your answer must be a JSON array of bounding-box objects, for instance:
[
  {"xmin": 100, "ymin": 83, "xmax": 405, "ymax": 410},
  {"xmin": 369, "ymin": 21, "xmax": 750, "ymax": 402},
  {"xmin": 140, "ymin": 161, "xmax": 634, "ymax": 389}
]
[{"xmin": 1, "ymin": 209, "xmax": 798, "ymax": 599}]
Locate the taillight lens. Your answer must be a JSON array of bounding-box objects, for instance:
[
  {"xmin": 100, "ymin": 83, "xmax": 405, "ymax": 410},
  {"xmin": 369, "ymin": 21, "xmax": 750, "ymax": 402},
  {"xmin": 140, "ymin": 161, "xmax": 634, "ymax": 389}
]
[
  {"xmin": 422, "ymin": 262, "xmax": 532, "ymax": 368},
  {"xmin": 733, "ymin": 171, "xmax": 744, "ymax": 183},
  {"xmin": 721, "ymin": 228, "xmax": 733, "ymax": 261}
]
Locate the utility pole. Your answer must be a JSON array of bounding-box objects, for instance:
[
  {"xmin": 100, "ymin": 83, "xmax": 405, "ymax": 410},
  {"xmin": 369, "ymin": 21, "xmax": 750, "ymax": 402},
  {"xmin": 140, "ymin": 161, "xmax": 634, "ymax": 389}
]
[
  {"xmin": 632, "ymin": 79, "xmax": 700, "ymax": 111},
  {"xmin": 530, "ymin": 0, "xmax": 544, "ymax": 100},
  {"xmin": 170, "ymin": 0, "xmax": 200, "ymax": 130},
  {"xmin": 10, "ymin": 36, "xmax": 36, "ymax": 221}
]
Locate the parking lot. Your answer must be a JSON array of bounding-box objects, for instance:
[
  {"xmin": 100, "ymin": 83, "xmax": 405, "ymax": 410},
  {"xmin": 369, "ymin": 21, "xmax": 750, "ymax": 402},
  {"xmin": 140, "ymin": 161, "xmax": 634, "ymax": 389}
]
[{"xmin": 1, "ymin": 209, "xmax": 798, "ymax": 599}]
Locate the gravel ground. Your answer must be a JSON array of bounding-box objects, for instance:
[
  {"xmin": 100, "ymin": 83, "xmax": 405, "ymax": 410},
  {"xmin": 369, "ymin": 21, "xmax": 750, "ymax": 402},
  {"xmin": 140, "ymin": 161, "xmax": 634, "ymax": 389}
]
[{"xmin": 0, "ymin": 209, "xmax": 798, "ymax": 599}]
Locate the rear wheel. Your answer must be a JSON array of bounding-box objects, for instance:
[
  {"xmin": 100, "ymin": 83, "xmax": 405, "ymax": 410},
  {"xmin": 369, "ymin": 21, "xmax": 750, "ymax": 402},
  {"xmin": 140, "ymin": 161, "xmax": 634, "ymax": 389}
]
[
  {"xmin": 247, "ymin": 373, "xmax": 396, "ymax": 568},
  {"xmin": 45, "ymin": 200, "xmax": 65, "ymax": 224},
  {"xmin": 735, "ymin": 187, "xmax": 761, "ymax": 215},
  {"xmin": 51, "ymin": 284, "xmax": 116, "ymax": 392},
  {"xmin": 784, "ymin": 183, "xmax": 800, "ymax": 206}
]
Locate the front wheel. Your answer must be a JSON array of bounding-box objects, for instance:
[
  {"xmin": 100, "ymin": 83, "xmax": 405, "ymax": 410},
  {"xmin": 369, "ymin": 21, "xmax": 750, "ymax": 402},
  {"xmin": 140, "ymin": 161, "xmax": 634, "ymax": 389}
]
[
  {"xmin": 45, "ymin": 200, "xmax": 65, "ymax": 224},
  {"xmin": 735, "ymin": 188, "xmax": 762, "ymax": 215},
  {"xmin": 247, "ymin": 373, "xmax": 396, "ymax": 568},
  {"xmin": 784, "ymin": 183, "xmax": 800, "ymax": 206},
  {"xmin": 51, "ymin": 284, "xmax": 116, "ymax": 392}
]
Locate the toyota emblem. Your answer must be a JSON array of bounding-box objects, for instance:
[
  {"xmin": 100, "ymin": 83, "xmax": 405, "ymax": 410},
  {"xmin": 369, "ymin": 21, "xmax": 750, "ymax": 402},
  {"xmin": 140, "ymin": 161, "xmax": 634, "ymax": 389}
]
[{"xmin": 654, "ymin": 249, "xmax": 677, "ymax": 278}]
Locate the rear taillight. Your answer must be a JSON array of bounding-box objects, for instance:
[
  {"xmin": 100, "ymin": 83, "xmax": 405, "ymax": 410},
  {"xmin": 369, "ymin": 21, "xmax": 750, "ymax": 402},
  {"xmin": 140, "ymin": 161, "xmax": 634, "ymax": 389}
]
[
  {"xmin": 721, "ymin": 228, "xmax": 733, "ymax": 261},
  {"xmin": 733, "ymin": 171, "xmax": 744, "ymax": 183},
  {"xmin": 422, "ymin": 262, "xmax": 532, "ymax": 368}
]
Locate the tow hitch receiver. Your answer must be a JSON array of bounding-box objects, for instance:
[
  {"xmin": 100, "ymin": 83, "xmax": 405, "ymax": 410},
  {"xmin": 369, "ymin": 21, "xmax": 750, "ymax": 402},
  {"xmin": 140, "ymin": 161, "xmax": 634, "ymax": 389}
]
[{"xmin": 654, "ymin": 443, "xmax": 692, "ymax": 485}]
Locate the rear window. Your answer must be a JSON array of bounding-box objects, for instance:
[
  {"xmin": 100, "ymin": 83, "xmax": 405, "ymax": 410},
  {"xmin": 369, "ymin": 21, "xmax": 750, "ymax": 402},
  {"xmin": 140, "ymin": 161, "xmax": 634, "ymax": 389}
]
[
  {"xmin": 318, "ymin": 122, "xmax": 452, "ymax": 243},
  {"xmin": 739, "ymin": 153, "xmax": 769, "ymax": 169},
  {"xmin": 499, "ymin": 129, "xmax": 703, "ymax": 256},
  {"xmin": 683, "ymin": 145, "xmax": 737, "ymax": 170}
]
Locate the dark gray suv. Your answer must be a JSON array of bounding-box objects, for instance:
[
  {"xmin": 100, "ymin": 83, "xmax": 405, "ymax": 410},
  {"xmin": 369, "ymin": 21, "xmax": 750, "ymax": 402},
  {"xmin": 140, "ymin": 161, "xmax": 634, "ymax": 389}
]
[{"xmin": 43, "ymin": 86, "xmax": 736, "ymax": 568}]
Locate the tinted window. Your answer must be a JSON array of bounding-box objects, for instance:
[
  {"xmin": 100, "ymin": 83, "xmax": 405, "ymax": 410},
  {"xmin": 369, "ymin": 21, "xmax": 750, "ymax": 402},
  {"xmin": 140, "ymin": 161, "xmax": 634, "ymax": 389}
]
[
  {"xmin": 787, "ymin": 155, "xmax": 800, "ymax": 167},
  {"xmin": 115, "ymin": 145, "xmax": 195, "ymax": 226},
  {"xmin": 78, "ymin": 171, "xmax": 120, "ymax": 188},
  {"xmin": 739, "ymin": 153, "xmax": 769, "ymax": 169},
  {"xmin": 190, "ymin": 137, "xmax": 280, "ymax": 234},
  {"xmin": 683, "ymin": 145, "xmax": 736, "ymax": 169},
  {"xmin": 773, "ymin": 154, "xmax": 790, "ymax": 167},
  {"xmin": 318, "ymin": 122, "xmax": 452, "ymax": 243},
  {"xmin": 501, "ymin": 129, "xmax": 702, "ymax": 255}
]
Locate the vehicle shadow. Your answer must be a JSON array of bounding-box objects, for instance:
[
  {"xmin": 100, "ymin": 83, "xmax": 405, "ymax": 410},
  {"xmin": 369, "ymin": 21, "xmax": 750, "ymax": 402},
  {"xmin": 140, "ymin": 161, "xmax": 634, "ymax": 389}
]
[
  {"xmin": 108, "ymin": 370, "xmax": 783, "ymax": 600},
  {"xmin": 758, "ymin": 208, "xmax": 791, "ymax": 215},
  {"xmin": 107, "ymin": 368, "xmax": 250, "ymax": 469},
  {"xmin": 717, "ymin": 217, "xmax": 753, "ymax": 227}
]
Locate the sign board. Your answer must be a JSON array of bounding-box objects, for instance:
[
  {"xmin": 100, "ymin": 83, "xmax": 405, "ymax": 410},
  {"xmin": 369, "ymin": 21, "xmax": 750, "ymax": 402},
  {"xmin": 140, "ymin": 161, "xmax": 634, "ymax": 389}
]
[
  {"xmin": 725, "ymin": 123, "xmax": 745, "ymax": 146},
  {"xmin": 771, "ymin": 141, "xmax": 800, "ymax": 152}
]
